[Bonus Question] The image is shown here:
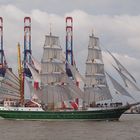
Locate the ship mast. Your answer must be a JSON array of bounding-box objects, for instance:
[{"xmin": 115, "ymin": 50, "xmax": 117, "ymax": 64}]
[
  {"xmin": 84, "ymin": 32, "xmax": 112, "ymax": 105},
  {"xmin": 17, "ymin": 43, "xmax": 24, "ymax": 106}
]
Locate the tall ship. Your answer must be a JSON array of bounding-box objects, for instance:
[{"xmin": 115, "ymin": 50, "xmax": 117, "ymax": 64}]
[{"xmin": 0, "ymin": 32, "xmax": 138, "ymax": 121}]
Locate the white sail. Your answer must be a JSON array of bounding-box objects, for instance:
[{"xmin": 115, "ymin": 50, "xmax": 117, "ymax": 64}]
[
  {"xmin": 0, "ymin": 69, "xmax": 20, "ymax": 95},
  {"xmin": 4, "ymin": 69, "xmax": 20, "ymax": 88},
  {"xmin": 0, "ymin": 83, "xmax": 20, "ymax": 96},
  {"xmin": 67, "ymin": 83, "xmax": 83, "ymax": 98},
  {"xmin": 0, "ymin": 93, "xmax": 20, "ymax": 100},
  {"xmin": 6, "ymin": 69, "xmax": 19, "ymax": 84},
  {"xmin": 113, "ymin": 65, "xmax": 140, "ymax": 91},
  {"xmin": 26, "ymin": 34, "xmax": 85, "ymax": 106},
  {"xmin": 84, "ymin": 34, "xmax": 112, "ymax": 103},
  {"xmin": 108, "ymin": 50, "xmax": 136, "ymax": 83},
  {"xmin": 37, "ymin": 84, "xmax": 83, "ymax": 105},
  {"xmin": 41, "ymin": 35, "xmax": 65, "ymax": 85},
  {"xmin": 52, "ymin": 58, "xmax": 84, "ymax": 82},
  {"xmin": 84, "ymin": 86, "xmax": 112, "ymax": 104},
  {"xmin": 86, "ymin": 62, "xmax": 104, "ymax": 75},
  {"xmin": 66, "ymin": 62, "xmax": 85, "ymax": 82},
  {"xmin": 26, "ymin": 63, "xmax": 41, "ymax": 83},
  {"xmin": 28, "ymin": 54, "xmax": 41, "ymax": 73},
  {"xmin": 0, "ymin": 84, "xmax": 20, "ymax": 100},
  {"xmin": 2, "ymin": 80, "xmax": 19, "ymax": 92},
  {"xmin": 87, "ymin": 48, "xmax": 102, "ymax": 61},
  {"xmin": 106, "ymin": 72, "xmax": 134, "ymax": 99},
  {"xmin": 52, "ymin": 58, "xmax": 85, "ymax": 88},
  {"xmin": 0, "ymin": 82, "xmax": 19, "ymax": 94},
  {"xmin": 25, "ymin": 78, "xmax": 35, "ymax": 99}
]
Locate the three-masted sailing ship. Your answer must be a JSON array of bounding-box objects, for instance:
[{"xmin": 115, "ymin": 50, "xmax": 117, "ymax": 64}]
[{"xmin": 0, "ymin": 32, "xmax": 138, "ymax": 120}]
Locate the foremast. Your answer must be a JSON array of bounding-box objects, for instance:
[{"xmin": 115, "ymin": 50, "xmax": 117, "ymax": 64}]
[
  {"xmin": 84, "ymin": 33, "xmax": 112, "ymax": 105},
  {"xmin": 26, "ymin": 32, "xmax": 84, "ymax": 110},
  {"xmin": 41, "ymin": 33, "xmax": 65, "ymax": 85},
  {"xmin": 17, "ymin": 43, "xmax": 24, "ymax": 106}
]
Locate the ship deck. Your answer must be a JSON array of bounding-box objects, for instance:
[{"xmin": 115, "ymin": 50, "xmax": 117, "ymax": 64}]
[{"xmin": 0, "ymin": 105, "xmax": 130, "ymax": 121}]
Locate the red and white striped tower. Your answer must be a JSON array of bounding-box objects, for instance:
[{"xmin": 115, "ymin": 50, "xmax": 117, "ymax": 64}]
[
  {"xmin": 24, "ymin": 17, "xmax": 32, "ymax": 77},
  {"xmin": 0, "ymin": 17, "xmax": 7, "ymax": 77},
  {"xmin": 65, "ymin": 17, "xmax": 79, "ymax": 87},
  {"xmin": 66, "ymin": 17, "xmax": 73, "ymax": 77}
]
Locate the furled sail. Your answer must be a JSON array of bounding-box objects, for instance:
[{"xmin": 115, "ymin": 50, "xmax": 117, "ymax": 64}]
[
  {"xmin": 84, "ymin": 34, "xmax": 112, "ymax": 104},
  {"xmin": 106, "ymin": 72, "xmax": 134, "ymax": 99},
  {"xmin": 113, "ymin": 65, "xmax": 140, "ymax": 91},
  {"xmin": 108, "ymin": 50, "xmax": 136, "ymax": 83}
]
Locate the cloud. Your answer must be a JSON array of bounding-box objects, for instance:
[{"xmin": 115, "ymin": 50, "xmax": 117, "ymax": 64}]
[
  {"xmin": 1, "ymin": 0, "xmax": 140, "ymax": 15},
  {"xmin": 0, "ymin": 5, "xmax": 140, "ymax": 89}
]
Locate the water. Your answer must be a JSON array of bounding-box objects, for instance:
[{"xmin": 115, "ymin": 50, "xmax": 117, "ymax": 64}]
[{"xmin": 0, "ymin": 114, "xmax": 140, "ymax": 140}]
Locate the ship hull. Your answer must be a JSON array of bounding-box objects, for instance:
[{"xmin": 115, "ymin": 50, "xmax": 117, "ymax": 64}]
[{"xmin": 0, "ymin": 106, "xmax": 129, "ymax": 121}]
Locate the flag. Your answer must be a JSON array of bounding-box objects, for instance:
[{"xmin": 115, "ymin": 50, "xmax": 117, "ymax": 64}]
[{"xmin": 70, "ymin": 101, "xmax": 78, "ymax": 110}]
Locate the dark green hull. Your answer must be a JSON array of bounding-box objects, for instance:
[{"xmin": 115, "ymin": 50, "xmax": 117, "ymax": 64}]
[{"xmin": 0, "ymin": 106, "xmax": 129, "ymax": 121}]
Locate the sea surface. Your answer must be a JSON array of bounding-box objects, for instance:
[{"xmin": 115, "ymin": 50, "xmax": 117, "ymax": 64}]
[{"xmin": 0, "ymin": 114, "xmax": 140, "ymax": 140}]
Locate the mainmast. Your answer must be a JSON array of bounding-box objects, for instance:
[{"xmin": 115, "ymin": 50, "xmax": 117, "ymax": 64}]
[
  {"xmin": 84, "ymin": 32, "xmax": 112, "ymax": 105},
  {"xmin": 32, "ymin": 33, "xmax": 83, "ymax": 109},
  {"xmin": 85, "ymin": 33, "xmax": 104, "ymax": 87},
  {"xmin": 41, "ymin": 34, "xmax": 64, "ymax": 85}
]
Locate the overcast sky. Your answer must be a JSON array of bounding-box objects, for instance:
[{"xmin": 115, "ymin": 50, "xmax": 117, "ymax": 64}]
[{"xmin": 0, "ymin": 0, "xmax": 140, "ymax": 100}]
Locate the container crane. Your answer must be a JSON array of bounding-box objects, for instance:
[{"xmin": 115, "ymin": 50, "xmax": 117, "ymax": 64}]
[
  {"xmin": 0, "ymin": 17, "xmax": 7, "ymax": 77},
  {"xmin": 65, "ymin": 17, "xmax": 79, "ymax": 87},
  {"xmin": 24, "ymin": 17, "xmax": 32, "ymax": 77},
  {"xmin": 66, "ymin": 17, "xmax": 73, "ymax": 77}
]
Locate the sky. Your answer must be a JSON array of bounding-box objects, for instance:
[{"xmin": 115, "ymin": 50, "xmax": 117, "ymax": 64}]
[{"xmin": 0, "ymin": 0, "xmax": 140, "ymax": 101}]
